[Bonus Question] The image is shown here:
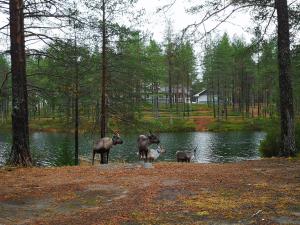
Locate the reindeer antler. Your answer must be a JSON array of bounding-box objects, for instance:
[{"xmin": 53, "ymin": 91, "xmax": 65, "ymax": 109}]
[{"xmin": 111, "ymin": 129, "xmax": 120, "ymax": 136}]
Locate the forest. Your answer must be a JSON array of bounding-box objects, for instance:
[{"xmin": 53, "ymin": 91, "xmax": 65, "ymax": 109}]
[
  {"xmin": 0, "ymin": 1, "xmax": 300, "ymax": 224},
  {"xmin": 0, "ymin": 31, "xmax": 197, "ymax": 129},
  {"xmin": 0, "ymin": 0, "xmax": 299, "ymax": 167},
  {"xmin": 203, "ymin": 35, "xmax": 300, "ymax": 120}
]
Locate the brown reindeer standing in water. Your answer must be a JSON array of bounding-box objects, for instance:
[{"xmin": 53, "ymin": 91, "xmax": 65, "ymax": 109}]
[{"xmin": 92, "ymin": 131, "xmax": 123, "ymax": 165}]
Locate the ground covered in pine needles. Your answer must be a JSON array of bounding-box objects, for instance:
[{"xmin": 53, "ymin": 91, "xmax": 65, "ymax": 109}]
[{"xmin": 0, "ymin": 159, "xmax": 299, "ymax": 225}]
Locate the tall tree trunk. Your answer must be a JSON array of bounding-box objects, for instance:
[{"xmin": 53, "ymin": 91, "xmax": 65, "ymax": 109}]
[
  {"xmin": 240, "ymin": 66, "xmax": 245, "ymax": 119},
  {"xmin": 74, "ymin": 80, "xmax": 79, "ymax": 166},
  {"xmin": 258, "ymin": 91, "xmax": 261, "ymax": 117},
  {"xmin": 212, "ymin": 79, "xmax": 216, "ymax": 118},
  {"xmin": 276, "ymin": 0, "xmax": 296, "ymax": 156},
  {"xmin": 95, "ymin": 99, "xmax": 100, "ymax": 126},
  {"xmin": 224, "ymin": 83, "xmax": 228, "ymax": 120},
  {"xmin": 74, "ymin": 30, "xmax": 79, "ymax": 166},
  {"xmin": 154, "ymin": 82, "xmax": 159, "ymax": 119},
  {"xmin": 186, "ymin": 72, "xmax": 190, "ymax": 117},
  {"xmin": 0, "ymin": 71, "xmax": 8, "ymax": 122},
  {"xmin": 245, "ymin": 75, "xmax": 249, "ymax": 118},
  {"xmin": 100, "ymin": 0, "xmax": 107, "ymax": 139},
  {"xmin": 8, "ymin": 0, "xmax": 32, "ymax": 166},
  {"xmin": 167, "ymin": 47, "xmax": 173, "ymax": 108},
  {"xmin": 183, "ymin": 80, "xmax": 186, "ymax": 117},
  {"xmin": 176, "ymin": 80, "xmax": 179, "ymax": 114},
  {"xmin": 232, "ymin": 76, "xmax": 235, "ymax": 112},
  {"xmin": 217, "ymin": 78, "xmax": 220, "ymax": 121}
]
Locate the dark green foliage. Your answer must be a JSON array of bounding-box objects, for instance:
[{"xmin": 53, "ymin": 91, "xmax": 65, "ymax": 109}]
[
  {"xmin": 203, "ymin": 34, "xmax": 258, "ymax": 120},
  {"xmin": 203, "ymin": 34, "xmax": 300, "ymax": 122},
  {"xmin": 14, "ymin": 25, "xmax": 197, "ymax": 134},
  {"xmin": 0, "ymin": 56, "xmax": 10, "ymax": 123},
  {"xmin": 260, "ymin": 122, "xmax": 300, "ymax": 157},
  {"xmin": 259, "ymin": 125, "xmax": 281, "ymax": 157}
]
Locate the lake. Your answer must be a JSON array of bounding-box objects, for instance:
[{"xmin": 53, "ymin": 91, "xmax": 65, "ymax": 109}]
[{"xmin": 0, "ymin": 131, "xmax": 266, "ymax": 166}]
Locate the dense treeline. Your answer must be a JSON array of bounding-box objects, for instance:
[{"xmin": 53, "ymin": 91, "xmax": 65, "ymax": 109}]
[
  {"xmin": 203, "ymin": 34, "xmax": 300, "ymax": 120},
  {"xmin": 0, "ymin": 0, "xmax": 199, "ymax": 166},
  {"xmin": 0, "ymin": 30, "xmax": 197, "ymax": 128},
  {"xmin": 1, "ymin": 0, "xmax": 299, "ymax": 166}
]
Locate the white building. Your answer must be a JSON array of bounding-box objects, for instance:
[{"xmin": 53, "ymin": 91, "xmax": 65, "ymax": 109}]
[
  {"xmin": 145, "ymin": 86, "xmax": 191, "ymax": 104},
  {"xmin": 192, "ymin": 90, "xmax": 208, "ymax": 104}
]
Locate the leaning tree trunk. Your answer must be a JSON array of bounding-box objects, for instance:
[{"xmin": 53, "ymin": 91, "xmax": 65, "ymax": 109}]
[
  {"xmin": 276, "ymin": 0, "xmax": 296, "ymax": 156},
  {"xmin": 9, "ymin": 0, "xmax": 32, "ymax": 166}
]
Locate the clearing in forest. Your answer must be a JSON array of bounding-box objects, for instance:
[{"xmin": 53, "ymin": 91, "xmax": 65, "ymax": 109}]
[{"xmin": 0, "ymin": 159, "xmax": 299, "ymax": 225}]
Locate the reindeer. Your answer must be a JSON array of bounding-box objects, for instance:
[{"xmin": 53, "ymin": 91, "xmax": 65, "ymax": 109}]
[
  {"xmin": 92, "ymin": 131, "xmax": 123, "ymax": 165},
  {"xmin": 137, "ymin": 132, "xmax": 160, "ymax": 162},
  {"xmin": 176, "ymin": 146, "xmax": 197, "ymax": 163},
  {"xmin": 176, "ymin": 151, "xmax": 194, "ymax": 162},
  {"xmin": 147, "ymin": 145, "xmax": 166, "ymax": 162}
]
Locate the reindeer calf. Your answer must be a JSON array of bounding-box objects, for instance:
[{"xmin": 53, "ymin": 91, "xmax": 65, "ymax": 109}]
[
  {"xmin": 176, "ymin": 151, "xmax": 194, "ymax": 163},
  {"xmin": 147, "ymin": 145, "xmax": 166, "ymax": 162}
]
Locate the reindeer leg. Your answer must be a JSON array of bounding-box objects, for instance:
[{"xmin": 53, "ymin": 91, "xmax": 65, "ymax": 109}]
[
  {"xmin": 101, "ymin": 151, "xmax": 108, "ymax": 164},
  {"xmin": 106, "ymin": 151, "xmax": 109, "ymax": 164},
  {"xmin": 92, "ymin": 150, "xmax": 95, "ymax": 165},
  {"xmin": 100, "ymin": 153, "xmax": 104, "ymax": 164}
]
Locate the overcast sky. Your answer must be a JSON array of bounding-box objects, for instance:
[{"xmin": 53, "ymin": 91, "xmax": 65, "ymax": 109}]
[
  {"xmin": 0, "ymin": 0, "xmax": 267, "ymax": 78},
  {"xmin": 133, "ymin": 0, "xmax": 257, "ymax": 76},
  {"xmin": 0, "ymin": 0, "xmax": 256, "ymax": 50},
  {"xmin": 135, "ymin": 0, "xmax": 254, "ymax": 43}
]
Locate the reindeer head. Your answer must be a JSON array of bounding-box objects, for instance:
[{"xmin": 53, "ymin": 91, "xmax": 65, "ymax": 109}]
[
  {"xmin": 147, "ymin": 131, "xmax": 160, "ymax": 144},
  {"xmin": 112, "ymin": 130, "xmax": 123, "ymax": 145},
  {"xmin": 158, "ymin": 145, "xmax": 166, "ymax": 153}
]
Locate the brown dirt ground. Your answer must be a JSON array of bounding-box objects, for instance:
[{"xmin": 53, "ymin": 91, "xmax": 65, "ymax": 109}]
[
  {"xmin": 0, "ymin": 159, "xmax": 300, "ymax": 225},
  {"xmin": 193, "ymin": 116, "xmax": 213, "ymax": 131}
]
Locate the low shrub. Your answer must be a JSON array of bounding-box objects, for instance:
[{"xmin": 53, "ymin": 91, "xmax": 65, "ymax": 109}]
[{"xmin": 259, "ymin": 122, "xmax": 300, "ymax": 157}]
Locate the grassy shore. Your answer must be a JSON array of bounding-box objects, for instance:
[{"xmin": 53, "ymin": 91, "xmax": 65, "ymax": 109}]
[
  {"xmin": 0, "ymin": 105, "xmax": 286, "ymax": 134},
  {"xmin": 0, "ymin": 117, "xmax": 196, "ymax": 134},
  {"xmin": 206, "ymin": 118, "xmax": 278, "ymax": 132},
  {"xmin": 0, "ymin": 158, "xmax": 299, "ymax": 224}
]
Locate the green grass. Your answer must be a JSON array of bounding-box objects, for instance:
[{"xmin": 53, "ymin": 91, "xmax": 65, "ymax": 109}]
[
  {"xmin": 115, "ymin": 117, "xmax": 196, "ymax": 134},
  {"xmin": 207, "ymin": 118, "xmax": 276, "ymax": 132},
  {"xmin": 0, "ymin": 115, "xmax": 196, "ymax": 134},
  {"xmin": 1, "ymin": 105, "xmax": 289, "ymax": 135}
]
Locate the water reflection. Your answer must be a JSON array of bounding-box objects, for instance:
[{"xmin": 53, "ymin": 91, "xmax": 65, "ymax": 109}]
[
  {"xmin": 193, "ymin": 132, "xmax": 263, "ymax": 163},
  {"xmin": 0, "ymin": 131, "xmax": 265, "ymax": 166}
]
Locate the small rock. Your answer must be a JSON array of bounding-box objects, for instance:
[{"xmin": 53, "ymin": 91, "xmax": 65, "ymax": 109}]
[{"xmin": 144, "ymin": 162, "xmax": 153, "ymax": 169}]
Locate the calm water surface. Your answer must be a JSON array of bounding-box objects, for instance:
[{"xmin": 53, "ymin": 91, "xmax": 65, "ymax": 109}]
[{"xmin": 0, "ymin": 131, "xmax": 266, "ymax": 166}]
